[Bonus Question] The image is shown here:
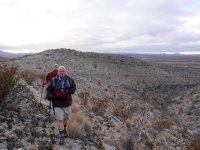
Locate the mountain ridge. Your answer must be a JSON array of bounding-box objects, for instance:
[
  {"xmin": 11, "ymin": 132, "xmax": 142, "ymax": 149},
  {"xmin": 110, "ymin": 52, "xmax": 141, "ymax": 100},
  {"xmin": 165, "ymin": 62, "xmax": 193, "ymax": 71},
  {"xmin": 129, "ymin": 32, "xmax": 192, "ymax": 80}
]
[
  {"xmin": 0, "ymin": 50, "xmax": 29, "ymax": 57},
  {"xmin": 0, "ymin": 48, "xmax": 199, "ymax": 149}
]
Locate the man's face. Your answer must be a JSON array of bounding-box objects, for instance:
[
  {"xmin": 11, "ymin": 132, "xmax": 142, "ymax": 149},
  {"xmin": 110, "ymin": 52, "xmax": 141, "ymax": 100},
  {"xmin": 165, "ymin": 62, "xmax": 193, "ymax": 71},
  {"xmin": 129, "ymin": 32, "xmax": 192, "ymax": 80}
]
[{"xmin": 59, "ymin": 68, "xmax": 65, "ymax": 78}]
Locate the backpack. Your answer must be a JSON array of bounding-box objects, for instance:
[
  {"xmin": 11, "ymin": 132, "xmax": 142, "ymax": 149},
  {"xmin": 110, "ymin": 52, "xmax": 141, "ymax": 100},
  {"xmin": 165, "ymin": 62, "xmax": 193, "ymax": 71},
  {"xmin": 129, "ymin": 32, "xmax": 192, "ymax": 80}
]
[{"xmin": 46, "ymin": 70, "xmax": 58, "ymax": 83}]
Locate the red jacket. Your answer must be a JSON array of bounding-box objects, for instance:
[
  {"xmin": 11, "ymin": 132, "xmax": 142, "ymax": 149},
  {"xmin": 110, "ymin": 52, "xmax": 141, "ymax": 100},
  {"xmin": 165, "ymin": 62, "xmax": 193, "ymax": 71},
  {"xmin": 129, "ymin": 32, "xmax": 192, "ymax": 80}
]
[{"xmin": 45, "ymin": 70, "xmax": 58, "ymax": 84}]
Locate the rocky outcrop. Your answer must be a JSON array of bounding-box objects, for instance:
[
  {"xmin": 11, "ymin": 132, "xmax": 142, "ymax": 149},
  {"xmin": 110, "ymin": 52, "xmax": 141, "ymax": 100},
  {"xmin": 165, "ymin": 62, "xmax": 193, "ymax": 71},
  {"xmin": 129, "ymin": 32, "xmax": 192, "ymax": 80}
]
[{"xmin": 0, "ymin": 81, "xmax": 55, "ymax": 150}]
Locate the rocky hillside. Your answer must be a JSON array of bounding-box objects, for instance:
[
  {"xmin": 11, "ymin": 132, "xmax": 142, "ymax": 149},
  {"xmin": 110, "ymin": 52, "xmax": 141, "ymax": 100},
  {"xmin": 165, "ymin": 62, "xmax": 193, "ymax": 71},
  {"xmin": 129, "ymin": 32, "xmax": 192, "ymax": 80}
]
[{"xmin": 1, "ymin": 48, "xmax": 200, "ymax": 149}]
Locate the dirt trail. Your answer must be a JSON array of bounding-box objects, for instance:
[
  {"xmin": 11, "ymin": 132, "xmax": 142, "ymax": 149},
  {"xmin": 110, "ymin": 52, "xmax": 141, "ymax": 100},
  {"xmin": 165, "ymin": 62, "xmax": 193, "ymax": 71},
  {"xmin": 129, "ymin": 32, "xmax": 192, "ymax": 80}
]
[
  {"xmin": 26, "ymin": 84, "xmax": 78, "ymax": 150},
  {"xmin": 27, "ymin": 85, "xmax": 49, "ymax": 106}
]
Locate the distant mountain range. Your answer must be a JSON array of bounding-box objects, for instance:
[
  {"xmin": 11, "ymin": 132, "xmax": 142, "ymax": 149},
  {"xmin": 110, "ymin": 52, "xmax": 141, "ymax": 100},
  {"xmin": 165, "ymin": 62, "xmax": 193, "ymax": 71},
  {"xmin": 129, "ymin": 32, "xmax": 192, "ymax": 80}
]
[
  {"xmin": 0, "ymin": 50, "xmax": 29, "ymax": 57},
  {"xmin": 1, "ymin": 49, "xmax": 200, "ymax": 58},
  {"xmin": 120, "ymin": 53, "xmax": 200, "ymax": 58}
]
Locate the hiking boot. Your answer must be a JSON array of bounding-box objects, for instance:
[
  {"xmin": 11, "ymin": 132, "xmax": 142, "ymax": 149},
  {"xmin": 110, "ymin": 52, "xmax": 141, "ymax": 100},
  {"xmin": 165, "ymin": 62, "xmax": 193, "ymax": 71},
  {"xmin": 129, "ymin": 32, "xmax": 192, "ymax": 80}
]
[
  {"xmin": 59, "ymin": 137, "xmax": 65, "ymax": 145},
  {"xmin": 64, "ymin": 130, "xmax": 68, "ymax": 138},
  {"xmin": 59, "ymin": 133, "xmax": 65, "ymax": 145}
]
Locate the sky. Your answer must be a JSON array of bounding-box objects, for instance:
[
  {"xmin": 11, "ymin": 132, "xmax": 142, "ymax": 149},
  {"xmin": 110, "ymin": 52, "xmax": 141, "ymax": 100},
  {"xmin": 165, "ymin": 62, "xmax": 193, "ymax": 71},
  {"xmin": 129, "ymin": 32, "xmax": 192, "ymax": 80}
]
[{"xmin": 0, "ymin": 0, "xmax": 200, "ymax": 54}]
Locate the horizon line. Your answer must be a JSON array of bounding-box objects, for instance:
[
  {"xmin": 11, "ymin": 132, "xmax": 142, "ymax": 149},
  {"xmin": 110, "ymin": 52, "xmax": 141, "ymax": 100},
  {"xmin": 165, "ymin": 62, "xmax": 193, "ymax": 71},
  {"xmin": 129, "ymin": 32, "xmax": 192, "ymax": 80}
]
[{"xmin": 1, "ymin": 49, "xmax": 200, "ymax": 55}]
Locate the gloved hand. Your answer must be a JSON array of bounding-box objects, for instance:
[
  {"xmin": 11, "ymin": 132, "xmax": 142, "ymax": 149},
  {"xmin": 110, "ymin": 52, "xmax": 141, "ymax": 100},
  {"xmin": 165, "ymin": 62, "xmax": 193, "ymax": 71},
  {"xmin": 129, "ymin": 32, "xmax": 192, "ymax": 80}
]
[
  {"xmin": 42, "ymin": 81, "xmax": 46, "ymax": 87},
  {"xmin": 47, "ymin": 96, "xmax": 53, "ymax": 101},
  {"xmin": 62, "ymin": 89, "xmax": 69, "ymax": 94},
  {"xmin": 47, "ymin": 92, "xmax": 53, "ymax": 101},
  {"xmin": 65, "ymin": 89, "xmax": 71, "ymax": 94}
]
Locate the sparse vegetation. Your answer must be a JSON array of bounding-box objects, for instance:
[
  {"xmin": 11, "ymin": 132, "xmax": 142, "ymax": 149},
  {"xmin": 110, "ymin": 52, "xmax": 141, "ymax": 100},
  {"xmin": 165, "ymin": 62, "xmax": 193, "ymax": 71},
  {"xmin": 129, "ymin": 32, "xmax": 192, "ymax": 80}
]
[
  {"xmin": 1, "ymin": 48, "xmax": 200, "ymax": 149},
  {"xmin": 68, "ymin": 112, "xmax": 91, "ymax": 139},
  {"xmin": 187, "ymin": 135, "xmax": 200, "ymax": 150},
  {"xmin": 153, "ymin": 119, "xmax": 174, "ymax": 130},
  {"xmin": 68, "ymin": 101, "xmax": 92, "ymax": 139},
  {"xmin": 113, "ymin": 103, "xmax": 138, "ymax": 121},
  {"xmin": 119, "ymin": 135, "xmax": 134, "ymax": 150},
  {"xmin": 0, "ymin": 65, "xmax": 18, "ymax": 105},
  {"xmin": 78, "ymin": 91, "xmax": 90, "ymax": 106},
  {"xmin": 93, "ymin": 63, "xmax": 97, "ymax": 71},
  {"xmin": 91, "ymin": 97, "xmax": 108, "ymax": 115},
  {"xmin": 125, "ymin": 119, "xmax": 133, "ymax": 128},
  {"xmin": 20, "ymin": 70, "xmax": 45, "ymax": 85},
  {"xmin": 71, "ymin": 103, "xmax": 80, "ymax": 114}
]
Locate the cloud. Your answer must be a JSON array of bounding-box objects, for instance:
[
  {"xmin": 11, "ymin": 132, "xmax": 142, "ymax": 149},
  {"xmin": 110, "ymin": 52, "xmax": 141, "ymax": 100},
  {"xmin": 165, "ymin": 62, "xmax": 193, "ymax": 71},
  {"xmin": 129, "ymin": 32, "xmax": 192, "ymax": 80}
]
[
  {"xmin": 0, "ymin": 0, "xmax": 200, "ymax": 53},
  {"xmin": 0, "ymin": 43, "xmax": 14, "ymax": 50}
]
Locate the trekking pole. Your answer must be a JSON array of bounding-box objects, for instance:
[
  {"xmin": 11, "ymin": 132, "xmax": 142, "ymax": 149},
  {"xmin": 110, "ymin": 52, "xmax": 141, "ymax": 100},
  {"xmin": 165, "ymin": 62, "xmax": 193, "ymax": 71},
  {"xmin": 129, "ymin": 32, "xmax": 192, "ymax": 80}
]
[
  {"xmin": 39, "ymin": 87, "xmax": 44, "ymax": 108},
  {"xmin": 49, "ymin": 100, "xmax": 51, "ymax": 123}
]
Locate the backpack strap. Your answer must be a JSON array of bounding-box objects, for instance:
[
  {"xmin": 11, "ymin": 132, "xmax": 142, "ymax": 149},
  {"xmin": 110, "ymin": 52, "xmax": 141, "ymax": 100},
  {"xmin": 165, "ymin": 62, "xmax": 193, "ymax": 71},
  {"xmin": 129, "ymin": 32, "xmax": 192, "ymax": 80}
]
[
  {"xmin": 52, "ymin": 75, "xmax": 72, "ymax": 88},
  {"xmin": 68, "ymin": 76, "xmax": 72, "ymax": 87},
  {"xmin": 52, "ymin": 77, "xmax": 55, "ymax": 88},
  {"xmin": 52, "ymin": 77, "xmax": 58, "ymax": 90}
]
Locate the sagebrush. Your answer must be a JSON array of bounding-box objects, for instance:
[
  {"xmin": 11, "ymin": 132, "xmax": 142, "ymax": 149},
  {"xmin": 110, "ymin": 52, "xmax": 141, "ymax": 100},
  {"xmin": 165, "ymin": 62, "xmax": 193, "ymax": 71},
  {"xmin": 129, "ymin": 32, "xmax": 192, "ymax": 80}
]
[
  {"xmin": 0, "ymin": 65, "xmax": 18, "ymax": 105},
  {"xmin": 20, "ymin": 70, "xmax": 45, "ymax": 85},
  {"xmin": 113, "ymin": 103, "xmax": 138, "ymax": 121}
]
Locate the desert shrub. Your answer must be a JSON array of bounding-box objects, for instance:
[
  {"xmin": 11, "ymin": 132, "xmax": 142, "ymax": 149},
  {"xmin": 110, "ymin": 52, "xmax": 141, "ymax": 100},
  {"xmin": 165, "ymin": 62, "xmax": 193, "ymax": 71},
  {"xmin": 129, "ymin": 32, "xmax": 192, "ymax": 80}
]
[
  {"xmin": 91, "ymin": 97, "xmax": 108, "ymax": 115},
  {"xmin": 78, "ymin": 91, "xmax": 90, "ymax": 106},
  {"xmin": 187, "ymin": 135, "xmax": 200, "ymax": 150},
  {"xmin": 93, "ymin": 63, "xmax": 97, "ymax": 70},
  {"xmin": 71, "ymin": 103, "xmax": 80, "ymax": 114},
  {"xmin": 68, "ymin": 112, "xmax": 91, "ymax": 139},
  {"xmin": 98, "ymin": 80, "xmax": 101, "ymax": 86},
  {"xmin": 113, "ymin": 103, "xmax": 138, "ymax": 121},
  {"xmin": 118, "ymin": 135, "xmax": 134, "ymax": 150},
  {"xmin": 153, "ymin": 119, "xmax": 173, "ymax": 130},
  {"xmin": 68, "ymin": 101, "xmax": 91, "ymax": 139},
  {"xmin": 125, "ymin": 119, "xmax": 133, "ymax": 128},
  {"xmin": 20, "ymin": 70, "xmax": 45, "ymax": 85},
  {"xmin": 0, "ymin": 65, "xmax": 18, "ymax": 105}
]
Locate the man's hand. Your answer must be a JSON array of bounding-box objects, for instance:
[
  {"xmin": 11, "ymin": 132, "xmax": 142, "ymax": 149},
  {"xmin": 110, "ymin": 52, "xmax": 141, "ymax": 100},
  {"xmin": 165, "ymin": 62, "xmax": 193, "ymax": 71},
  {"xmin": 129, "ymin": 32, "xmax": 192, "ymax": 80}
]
[
  {"xmin": 65, "ymin": 89, "xmax": 70, "ymax": 94},
  {"xmin": 42, "ymin": 81, "xmax": 46, "ymax": 87},
  {"xmin": 47, "ymin": 96, "xmax": 53, "ymax": 101}
]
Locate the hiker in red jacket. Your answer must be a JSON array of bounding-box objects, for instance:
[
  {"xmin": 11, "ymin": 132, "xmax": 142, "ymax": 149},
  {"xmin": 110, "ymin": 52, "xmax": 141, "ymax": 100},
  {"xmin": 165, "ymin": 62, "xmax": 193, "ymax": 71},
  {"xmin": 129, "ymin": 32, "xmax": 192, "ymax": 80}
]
[
  {"xmin": 47, "ymin": 66, "xmax": 76, "ymax": 145},
  {"xmin": 42, "ymin": 64, "xmax": 59, "ymax": 87}
]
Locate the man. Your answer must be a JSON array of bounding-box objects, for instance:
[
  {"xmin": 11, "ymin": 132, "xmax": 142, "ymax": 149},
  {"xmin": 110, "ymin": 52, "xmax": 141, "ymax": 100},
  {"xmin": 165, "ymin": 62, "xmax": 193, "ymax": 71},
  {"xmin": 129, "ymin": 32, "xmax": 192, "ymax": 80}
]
[
  {"xmin": 42, "ymin": 64, "xmax": 59, "ymax": 87},
  {"xmin": 47, "ymin": 66, "xmax": 76, "ymax": 145}
]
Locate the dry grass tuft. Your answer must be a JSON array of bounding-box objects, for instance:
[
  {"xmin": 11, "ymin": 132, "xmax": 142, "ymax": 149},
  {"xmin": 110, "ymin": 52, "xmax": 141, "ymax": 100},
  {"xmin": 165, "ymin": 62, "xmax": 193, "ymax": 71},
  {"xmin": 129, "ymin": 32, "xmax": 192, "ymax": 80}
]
[
  {"xmin": 68, "ymin": 102, "xmax": 91, "ymax": 139},
  {"xmin": 20, "ymin": 69, "xmax": 45, "ymax": 85},
  {"xmin": 91, "ymin": 97, "xmax": 108, "ymax": 115},
  {"xmin": 113, "ymin": 103, "xmax": 138, "ymax": 121},
  {"xmin": 153, "ymin": 119, "xmax": 173, "ymax": 130},
  {"xmin": 187, "ymin": 135, "xmax": 200, "ymax": 150},
  {"xmin": 78, "ymin": 91, "xmax": 90, "ymax": 106},
  {"xmin": 71, "ymin": 103, "xmax": 80, "ymax": 114},
  {"xmin": 0, "ymin": 65, "xmax": 18, "ymax": 105},
  {"xmin": 119, "ymin": 135, "xmax": 134, "ymax": 150},
  {"xmin": 68, "ymin": 112, "xmax": 91, "ymax": 139},
  {"xmin": 125, "ymin": 119, "xmax": 133, "ymax": 128}
]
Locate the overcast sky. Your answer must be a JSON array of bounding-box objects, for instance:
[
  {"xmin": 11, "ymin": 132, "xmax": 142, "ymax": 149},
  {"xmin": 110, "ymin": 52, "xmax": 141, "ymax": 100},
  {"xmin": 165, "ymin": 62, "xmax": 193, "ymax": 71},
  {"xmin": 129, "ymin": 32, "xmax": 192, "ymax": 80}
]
[{"xmin": 0, "ymin": 0, "xmax": 200, "ymax": 54}]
